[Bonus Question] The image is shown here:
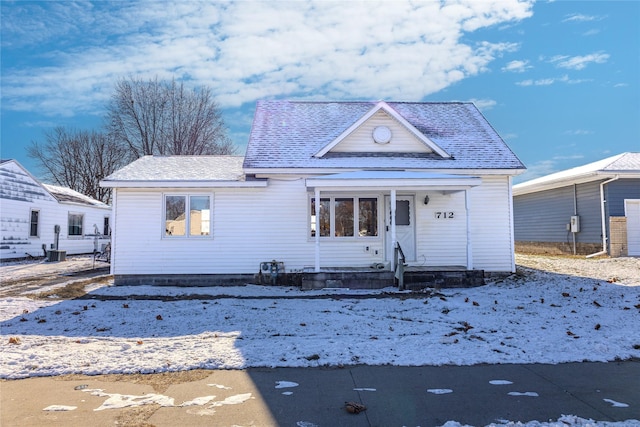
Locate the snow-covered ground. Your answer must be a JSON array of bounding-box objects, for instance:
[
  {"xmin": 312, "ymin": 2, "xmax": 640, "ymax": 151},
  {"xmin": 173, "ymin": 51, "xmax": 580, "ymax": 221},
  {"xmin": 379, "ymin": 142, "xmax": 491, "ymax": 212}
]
[
  {"xmin": 1, "ymin": 255, "xmax": 639, "ymax": 426},
  {"xmin": 1, "ymin": 255, "xmax": 639, "ymax": 378}
]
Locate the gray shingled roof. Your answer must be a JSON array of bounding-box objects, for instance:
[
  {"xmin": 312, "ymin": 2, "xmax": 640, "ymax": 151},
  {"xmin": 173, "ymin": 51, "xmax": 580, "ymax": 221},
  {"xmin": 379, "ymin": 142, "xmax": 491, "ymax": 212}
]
[
  {"xmin": 102, "ymin": 156, "xmax": 246, "ymax": 182},
  {"xmin": 601, "ymin": 152, "xmax": 640, "ymax": 172},
  {"xmin": 243, "ymin": 100, "xmax": 525, "ymax": 171}
]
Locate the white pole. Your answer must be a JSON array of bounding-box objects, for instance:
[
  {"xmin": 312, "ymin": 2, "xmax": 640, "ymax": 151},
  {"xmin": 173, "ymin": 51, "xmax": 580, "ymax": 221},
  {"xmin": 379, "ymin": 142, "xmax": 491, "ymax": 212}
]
[
  {"xmin": 465, "ymin": 189, "xmax": 473, "ymax": 270},
  {"xmin": 390, "ymin": 190, "xmax": 397, "ymax": 272},
  {"xmin": 315, "ymin": 188, "xmax": 321, "ymax": 272}
]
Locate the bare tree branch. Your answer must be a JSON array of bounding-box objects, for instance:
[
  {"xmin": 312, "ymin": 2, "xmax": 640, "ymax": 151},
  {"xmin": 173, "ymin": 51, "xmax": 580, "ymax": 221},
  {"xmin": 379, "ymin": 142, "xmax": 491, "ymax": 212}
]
[
  {"xmin": 107, "ymin": 76, "xmax": 235, "ymax": 158},
  {"xmin": 27, "ymin": 128, "xmax": 126, "ymax": 204}
]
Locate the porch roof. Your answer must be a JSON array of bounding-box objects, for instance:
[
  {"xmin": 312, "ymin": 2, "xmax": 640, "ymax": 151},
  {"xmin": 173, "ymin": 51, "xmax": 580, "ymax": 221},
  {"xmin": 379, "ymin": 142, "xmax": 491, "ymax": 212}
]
[{"xmin": 306, "ymin": 170, "xmax": 481, "ymax": 191}]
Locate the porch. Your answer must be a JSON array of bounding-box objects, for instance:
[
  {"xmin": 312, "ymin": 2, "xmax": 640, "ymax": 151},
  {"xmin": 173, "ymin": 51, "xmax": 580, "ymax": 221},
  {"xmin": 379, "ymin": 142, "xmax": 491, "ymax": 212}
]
[{"xmin": 300, "ymin": 266, "xmax": 485, "ymax": 290}]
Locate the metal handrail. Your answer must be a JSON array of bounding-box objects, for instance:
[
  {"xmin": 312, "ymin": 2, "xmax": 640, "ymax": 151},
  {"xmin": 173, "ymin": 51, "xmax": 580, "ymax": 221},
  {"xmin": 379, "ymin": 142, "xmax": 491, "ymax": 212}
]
[{"xmin": 394, "ymin": 242, "xmax": 406, "ymax": 290}]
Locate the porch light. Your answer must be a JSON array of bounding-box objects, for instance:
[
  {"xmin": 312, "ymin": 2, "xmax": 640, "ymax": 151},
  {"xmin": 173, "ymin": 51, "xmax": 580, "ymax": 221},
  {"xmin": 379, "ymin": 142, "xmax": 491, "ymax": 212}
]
[{"xmin": 424, "ymin": 195, "xmax": 430, "ymax": 205}]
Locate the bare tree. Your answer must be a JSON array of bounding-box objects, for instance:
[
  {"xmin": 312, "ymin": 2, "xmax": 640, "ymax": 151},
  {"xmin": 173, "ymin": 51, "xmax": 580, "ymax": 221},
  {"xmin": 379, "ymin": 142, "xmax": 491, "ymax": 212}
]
[
  {"xmin": 27, "ymin": 127, "xmax": 126, "ymax": 204},
  {"xmin": 108, "ymin": 76, "xmax": 235, "ymax": 159}
]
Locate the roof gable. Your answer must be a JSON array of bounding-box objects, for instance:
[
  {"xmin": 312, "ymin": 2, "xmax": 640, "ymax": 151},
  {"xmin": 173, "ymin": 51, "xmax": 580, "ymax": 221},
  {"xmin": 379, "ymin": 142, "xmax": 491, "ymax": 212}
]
[
  {"xmin": 314, "ymin": 101, "xmax": 450, "ymax": 158},
  {"xmin": 243, "ymin": 100, "xmax": 525, "ymax": 173}
]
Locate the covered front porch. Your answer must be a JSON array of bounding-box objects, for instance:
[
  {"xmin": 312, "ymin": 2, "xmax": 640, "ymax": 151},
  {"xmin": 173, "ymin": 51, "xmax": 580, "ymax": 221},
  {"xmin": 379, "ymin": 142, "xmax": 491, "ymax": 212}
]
[{"xmin": 305, "ymin": 171, "xmax": 483, "ymax": 284}]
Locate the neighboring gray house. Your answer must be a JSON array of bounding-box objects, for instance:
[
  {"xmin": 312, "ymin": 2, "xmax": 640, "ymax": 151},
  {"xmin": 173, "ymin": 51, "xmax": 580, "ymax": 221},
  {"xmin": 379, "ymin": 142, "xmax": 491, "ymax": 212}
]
[
  {"xmin": 0, "ymin": 159, "xmax": 111, "ymax": 261},
  {"xmin": 102, "ymin": 100, "xmax": 526, "ymax": 288},
  {"xmin": 513, "ymin": 152, "xmax": 640, "ymax": 256}
]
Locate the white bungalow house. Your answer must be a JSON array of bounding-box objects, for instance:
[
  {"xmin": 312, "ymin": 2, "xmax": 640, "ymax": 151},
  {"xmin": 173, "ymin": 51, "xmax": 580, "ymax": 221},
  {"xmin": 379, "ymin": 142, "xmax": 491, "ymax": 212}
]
[
  {"xmin": 101, "ymin": 101, "xmax": 526, "ymax": 288},
  {"xmin": 1, "ymin": 159, "xmax": 111, "ymax": 261}
]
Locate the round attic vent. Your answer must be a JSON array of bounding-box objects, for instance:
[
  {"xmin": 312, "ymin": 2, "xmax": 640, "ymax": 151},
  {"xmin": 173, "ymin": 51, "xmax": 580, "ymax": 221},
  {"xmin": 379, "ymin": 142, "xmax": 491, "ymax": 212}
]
[{"xmin": 372, "ymin": 126, "xmax": 392, "ymax": 144}]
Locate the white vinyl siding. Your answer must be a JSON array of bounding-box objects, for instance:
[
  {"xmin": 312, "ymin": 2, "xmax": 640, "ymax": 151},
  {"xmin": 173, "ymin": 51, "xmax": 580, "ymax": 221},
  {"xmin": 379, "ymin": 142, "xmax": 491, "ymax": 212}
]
[
  {"xmin": 469, "ymin": 176, "xmax": 515, "ymax": 272},
  {"xmin": 111, "ymin": 180, "xmax": 391, "ymax": 275},
  {"xmin": 414, "ymin": 191, "xmax": 468, "ymax": 268},
  {"xmin": 332, "ymin": 111, "xmax": 432, "ymax": 154},
  {"xmin": 625, "ymin": 199, "xmax": 640, "ymax": 256}
]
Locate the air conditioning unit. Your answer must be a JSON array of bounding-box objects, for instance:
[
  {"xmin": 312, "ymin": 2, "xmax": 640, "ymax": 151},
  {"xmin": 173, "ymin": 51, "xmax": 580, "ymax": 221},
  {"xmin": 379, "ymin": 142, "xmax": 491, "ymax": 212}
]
[{"xmin": 47, "ymin": 250, "xmax": 66, "ymax": 262}]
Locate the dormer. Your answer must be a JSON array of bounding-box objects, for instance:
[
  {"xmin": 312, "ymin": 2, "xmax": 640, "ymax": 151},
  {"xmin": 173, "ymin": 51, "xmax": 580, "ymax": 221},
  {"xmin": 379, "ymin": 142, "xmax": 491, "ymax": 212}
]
[{"xmin": 313, "ymin": 101, "xmax": 450, "ymax": 158}]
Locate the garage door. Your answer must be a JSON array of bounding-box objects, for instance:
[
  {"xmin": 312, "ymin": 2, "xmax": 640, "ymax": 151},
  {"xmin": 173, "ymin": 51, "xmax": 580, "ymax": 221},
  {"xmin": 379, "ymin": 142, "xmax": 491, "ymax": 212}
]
[{"xmin": 626, "ymin": 199, "xmax": 640, "ymax": 256}]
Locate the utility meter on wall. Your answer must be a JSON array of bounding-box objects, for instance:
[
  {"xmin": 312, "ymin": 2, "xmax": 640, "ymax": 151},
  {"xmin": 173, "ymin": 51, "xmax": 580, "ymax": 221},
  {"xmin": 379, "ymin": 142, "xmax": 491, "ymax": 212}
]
[{"xmin": 570, "ymin": 215, "xmax": 580, "ymax": 233}]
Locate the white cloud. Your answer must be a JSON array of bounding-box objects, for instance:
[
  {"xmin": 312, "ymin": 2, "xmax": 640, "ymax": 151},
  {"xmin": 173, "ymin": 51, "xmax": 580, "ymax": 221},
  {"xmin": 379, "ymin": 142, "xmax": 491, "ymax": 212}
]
[
  {"xmin": 1, "ymin": 0, "xmax": 534, "ymax": 116},
  {"xmin": 502, "ymin": 60, "xmax": 531, "ymax": 73},
  {"xmin": 562, "ymin": 13, "xmax": 594, "ymax": 23},
  {"xmin": 516, "ymin": 74, "xmax": 591, "ymax": 86},
  {"xmin": 562, "ymin": 13, "xmax": 606, "ymax": 23},
  {"xmin": 468, "ymin": 98, "xmax": 497, "ymax": 110},
  {"xmin": 563, "ymin": 130, "xmax": 593, "ymax": 136},
  {"xmin": 550, "ymin": 52, "xmax": 609, "ymax": 70}
]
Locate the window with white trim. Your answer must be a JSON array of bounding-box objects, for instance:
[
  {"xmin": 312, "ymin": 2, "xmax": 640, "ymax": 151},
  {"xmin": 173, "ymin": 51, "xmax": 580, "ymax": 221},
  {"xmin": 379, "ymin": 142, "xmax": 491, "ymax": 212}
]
[
  {"xmin": 164, "ymin": 194, "xmax": 212, "ymax": 237},
  {"xmin": 29, "ymin": 209, "xmax": 39, "ymax": 237},
  {"xmin": 310, "ymin": 196, "xmax": 378, "ymax": 238},
  {"xmin": 68, "ymin": 213, "xmax": 84, "ymax": 236}
]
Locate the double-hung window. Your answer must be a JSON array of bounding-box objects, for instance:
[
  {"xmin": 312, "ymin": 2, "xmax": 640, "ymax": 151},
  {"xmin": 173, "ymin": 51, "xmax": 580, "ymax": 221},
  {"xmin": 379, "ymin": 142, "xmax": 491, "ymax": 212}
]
[
  {"xmin": 310, "ymin": 196, "xmax": 378, "ymax": 238},
  {"xmin": 68, "ymin": 213, "xmax": 83, "ymax": 236},
  {"xmin": 29, "ymin": 210, "xmax": 39, "ymax": 237},
  {"xmin": 164, "ymin": 194, "xmax": 212, "ymax": 237},
  {"xmin": 103, "ymin": 217, "xmax": 110, "ymax": 236}
]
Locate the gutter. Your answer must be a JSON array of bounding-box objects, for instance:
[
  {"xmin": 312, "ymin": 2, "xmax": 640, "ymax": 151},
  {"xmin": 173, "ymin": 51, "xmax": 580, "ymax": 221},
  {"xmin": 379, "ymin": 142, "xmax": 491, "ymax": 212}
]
[{"xmin": 586, "ymin": 175, "xmax": 620, "ymax": 258}]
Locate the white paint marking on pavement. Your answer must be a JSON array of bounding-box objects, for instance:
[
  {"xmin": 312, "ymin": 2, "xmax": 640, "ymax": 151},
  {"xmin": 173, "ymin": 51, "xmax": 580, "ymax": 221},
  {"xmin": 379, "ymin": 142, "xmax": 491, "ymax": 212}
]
[
  {"xmin": 604, "ymin": 398, "xmax": 629, "ymax": 408},
  {"xmin": 489, "ymin": 380, "xmax": 513, "ymax": 385},
  {"xmin": 275, "ymin": 380, "xmax": 299, "ymax": 389},
  {"xmin": 427, "ymin": 389, "xmax": 453, "ymax": 394}
]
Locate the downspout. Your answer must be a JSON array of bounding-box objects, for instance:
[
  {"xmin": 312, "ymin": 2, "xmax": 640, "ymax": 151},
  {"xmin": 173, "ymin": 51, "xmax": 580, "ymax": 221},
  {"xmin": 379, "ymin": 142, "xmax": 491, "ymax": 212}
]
[
  {"xmin": 507, "ymin": 177, "xmax": 515, "ymax": 273},
  {"xmin": 109, "ymin": 189, "xmax": 117, "ymax": 275},
  {"xmin": 586, "ymin": 175, "xmax": 619, "ymax": 258}
]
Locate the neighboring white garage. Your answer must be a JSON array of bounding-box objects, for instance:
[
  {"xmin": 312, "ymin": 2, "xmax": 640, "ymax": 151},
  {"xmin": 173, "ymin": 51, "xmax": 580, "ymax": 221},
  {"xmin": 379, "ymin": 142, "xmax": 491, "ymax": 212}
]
[{"xmin": 625, "ymin": 199, "xmax": 640, "ymax": 256}]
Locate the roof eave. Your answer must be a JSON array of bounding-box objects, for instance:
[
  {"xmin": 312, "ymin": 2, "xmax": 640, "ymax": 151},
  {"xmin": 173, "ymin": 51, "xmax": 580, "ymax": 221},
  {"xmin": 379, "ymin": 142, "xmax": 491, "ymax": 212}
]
[
  {"xmin": 100, "ymin": 179, "xmax": 268, "ymax": 189},
  {"xmin": 512, "ymin": 171, "xmax": 639, "ymax": 196},
  {"xmin": 246, "ymin": 167, "xmax": 525, "ymax": 177}
]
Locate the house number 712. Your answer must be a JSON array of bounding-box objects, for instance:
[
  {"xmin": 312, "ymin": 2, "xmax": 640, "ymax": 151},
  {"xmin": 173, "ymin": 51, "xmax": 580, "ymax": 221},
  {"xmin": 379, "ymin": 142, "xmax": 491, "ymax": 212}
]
[{"xmin": 435, "ymin": 211, "xmax": 455, "ymax": 219}]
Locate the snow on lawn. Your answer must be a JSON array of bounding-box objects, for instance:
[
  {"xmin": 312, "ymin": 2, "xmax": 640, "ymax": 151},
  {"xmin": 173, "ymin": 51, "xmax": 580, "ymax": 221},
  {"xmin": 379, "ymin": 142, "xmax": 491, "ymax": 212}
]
[{"xmin": 1, "ymin": 266, "xmax": 639, "ymax": 380}]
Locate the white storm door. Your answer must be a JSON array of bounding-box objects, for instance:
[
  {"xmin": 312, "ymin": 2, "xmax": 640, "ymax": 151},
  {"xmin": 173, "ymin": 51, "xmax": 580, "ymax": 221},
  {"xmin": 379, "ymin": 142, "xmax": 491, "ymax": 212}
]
[
  {"xmin": 385, "ymin": 196, "xmax": 416, "ymax": 262},
  {"xmin": 625, "ymin": 199, "xmax": 640, "ymax": 256}
]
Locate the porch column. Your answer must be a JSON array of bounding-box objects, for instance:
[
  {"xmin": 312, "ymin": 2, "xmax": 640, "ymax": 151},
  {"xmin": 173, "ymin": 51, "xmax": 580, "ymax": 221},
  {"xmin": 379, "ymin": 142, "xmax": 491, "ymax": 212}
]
[
  {"xmin": 465, "ymin": 189, "xmax": 473, "ymax": 270},
  {"xmin": 314, "ymin": 188, "xmax": 321, "ymax": 272},
  {"xmin": 390, "ymin": 189, "xmax": 397, "ymax": 271}
]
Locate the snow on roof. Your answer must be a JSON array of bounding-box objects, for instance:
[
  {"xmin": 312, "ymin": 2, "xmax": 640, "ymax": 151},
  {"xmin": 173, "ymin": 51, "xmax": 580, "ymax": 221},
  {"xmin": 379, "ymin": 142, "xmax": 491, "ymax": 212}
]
[
  {"xmin": 513, "ymin": 152, "xmax": 640, "ymax": 195},
  {"xmin": 101, "ymin": 155, "xmax": 247, "ymax": 183},
  {"xmin": 243, "ymin": 100, "xmax": 525, "ymax": 171},
  {"xmin": 43, "ymin": 184, "xmax": 110, "ymax": 208},
  {"xmin": 0, "ymin": 159, "xmax": 54, "ymax": 203}
]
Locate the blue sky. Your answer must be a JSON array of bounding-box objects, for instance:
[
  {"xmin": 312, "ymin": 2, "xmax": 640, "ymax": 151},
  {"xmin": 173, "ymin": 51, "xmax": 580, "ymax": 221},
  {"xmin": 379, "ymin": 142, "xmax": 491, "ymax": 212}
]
[{"xmin": 1, "ymin": 1, "xmax": 638, "ymax": 184}]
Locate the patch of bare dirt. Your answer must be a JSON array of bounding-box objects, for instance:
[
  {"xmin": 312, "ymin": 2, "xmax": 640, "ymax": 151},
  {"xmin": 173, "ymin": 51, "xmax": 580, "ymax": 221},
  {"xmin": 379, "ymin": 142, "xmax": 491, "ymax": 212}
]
[{"xmin": 515, "ymin": 253, "xmax": 640, "ymax": 286}]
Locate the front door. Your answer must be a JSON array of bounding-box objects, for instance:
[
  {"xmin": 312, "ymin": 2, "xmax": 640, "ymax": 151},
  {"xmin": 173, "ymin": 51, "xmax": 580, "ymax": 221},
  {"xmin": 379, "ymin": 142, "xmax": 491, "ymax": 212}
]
[{"xmin": 385, "ymin": 196, "xmax": 416, "ymax": 262}]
